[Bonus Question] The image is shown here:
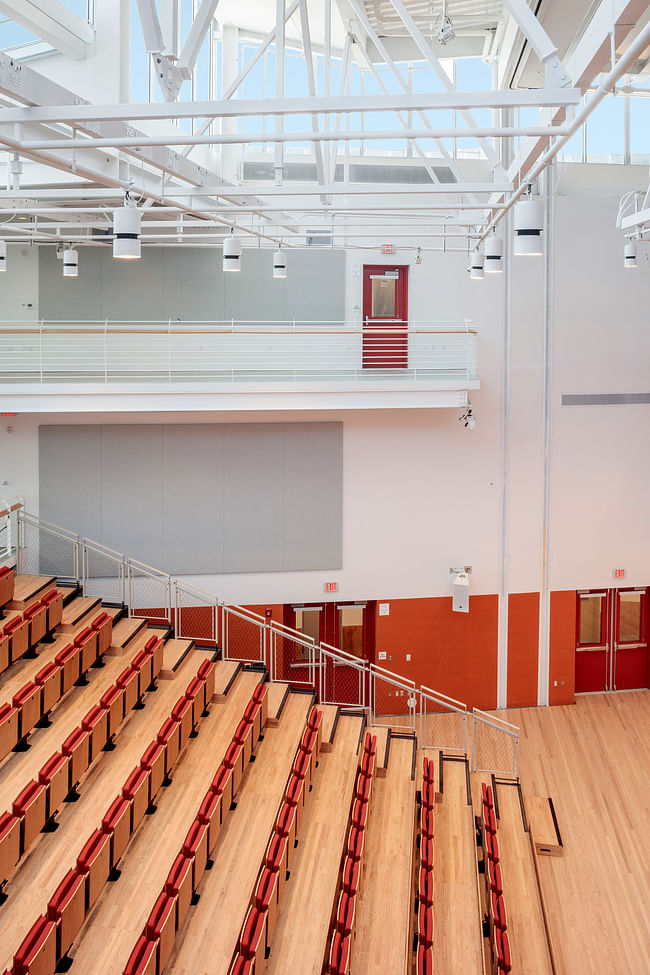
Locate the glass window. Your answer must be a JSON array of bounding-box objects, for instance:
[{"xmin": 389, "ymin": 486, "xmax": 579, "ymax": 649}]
[
  {"xmin": 579, "ymin": 594, "xmax": 605, "ymax": 645},
  {"xmin": 339, "ymin": 606, "xmax": 364, "ymax": 657},
  {"xmin": 586, "ymin": 93, "xmax": 625, "ymax": 163},
  {"xmin": 618, "ymin": 592, "xmax": 643, "ymax": 643},
  {"xmin": 371, "ymin": 277, "xmax": 396, "ymax": 317},
  {"xmin": 295, "ymin": 609, "xmax": 320, "ymax": 643},
  {"xmin": 630, "ymin": 96, "xmax": 650, "ymax": 165}
]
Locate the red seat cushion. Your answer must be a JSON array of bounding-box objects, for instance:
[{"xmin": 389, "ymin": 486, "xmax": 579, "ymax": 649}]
[
  {"xmin": 284, "ymin": 775, "xmax": 302, "ymax": 807},
  {"xmin": 336, "ymin": 891, "xmax": 356, "ymax": 936},
  {"xmin": 351, "ymin": 798, "xmax": 368, "ymax": 831},
  {"xmin": 140, "ymin": 742, "xmax": 163, "ymax": 771},
  {"xmin": 0, "ymin": 566, "xmax": 12, "ymax": 578},
  {"xmin": 182, "ymin": 820, "xmax": 206, "ymax": 858},
  {"xmin": 342, "ymin": 855, "xmax": 360, "ymax": 895},
  {"xmin": 230, "ymin": 956, "xmax": 253, "ymax": 975},
  {"xmin": 102, "ymin": 795, "xmax": 130, "ymax": 833},
  {"xmin": 355, "ymin": 774, "xmax": 371, "ymax": 802},
  {"xmin": 418, "ymin": 866, "xmax": 433, "ymax": 908},
  {"xmin": 13, "ymin": 779, "xmax": 44, "ymax": 816},
  {"xmin": 253, "ymin": 683, "xmax": 268, "ymax": 703},
  {"xmin": 489, "ymin": 861, "xmax": 503, "ymax": 896},
  {"xmin": 487, "ymin": 807, "xmax": 497, "ymax": 835},
  {"xmin": 41, "ymin": 589, "xmax": 59, "ymax": 605},
  {"xmin": 233, "ymin": 718, "xmax": 249, "ymax": 743},
  {"xmin": 48, "ymin": 868, "xmax": 85, "ymax": 918},
  {"xmin": 35, "ymin": 661, "xmax": 59, "ymax": 685},
  {"xmin": 197, "ymin": 659, "xmax": 214, "ymax": 680},
  {"xmin": 240, "ymin": 906, "xmax": 266, "ymax": 959},
  {"xmin": 275, "ymin": 802, "xmax": 295, "ymax": 839},
  {"xmin": 124, "ymin": 935, "xmax": 157, "ymax": 975},
  {"xmin": 421, "ymin": 807, "xmax": 434, "ymax": 839},
  {"xmin": 0, "ymin": 702, "xmax": 17, "ymax": 723},
  {"xmin": 328, "ymin": 931, "xmax": 350, "ymax": 975},
  {"xmin": 157, "ymin": 718, "xmax": 178, "ymax": 745},
  {"xmin": 185, "ymin": 677, "xmax": 203, "ymax": 700},
  {"xmin": 417, "ymin": 943, "xmax": 433, "ymax": 975},
  {"xmin": 299, "ymin": 727, "xmax": 317, "ymax": 754},
  {"xmin": 4, "ymin": 616, "xmax": 24, "ymax": 635},
  {"xmin": 122, "ymin": 767, "xmax": 148, "ymax": 800},
  {"xmin": 73, "ymin": 627, "xmax": 93, "ymax": 647},
  {"xmin": 264, "ymin": 833, "xmax": 286, "ymax": 871},
  {"xmin": 211, "ymin": 765, "xmax": 231, "ymax": 796},
  {"xmin": 165, "ymin": 854, "xmax": 192, "ymax": 895},
  {"xmin": 101, "ymin": 685, "xmax": 123, "ymax": 709},
  {"xmin": 12, "ymin": 682, "xmax": 38, "ymax": 708},
  {"xmin": 421, "ymin": 836, "xmax": 434, "ymax": 871},
  {"xmin": 423, "ymin": 756, "xmax": 433, "ymax": 783},
  {"xmin": 144, "ymin": 635, "xmax": 159, "ymax": 653},
  {"xmin": 422, "ymin": 781, "xmax": 435, "ymax": 810},
  {"xmin": 293, "ymin": 750, "xmax": 310, "ymax": 780},
  {"xmin": 145, "ymin": 891, "xmax": 175, "ymax": 939},
  {"xmin": 171, "ymin": 697, "xmax": 192, "ymax": 722},
  {"xmin": 77, "ymin": 828, "xmax": 106, "ymax": 871},
  {"xmin": 482, "ymin": 782, "xmax": 493, "ymax": 808},
  {"xmin": 82, "ymin": 704, "xmax": 106, "ymax": 731},
  {"xmin": 255, "ymin": 867, "xmax": 276, "ymax": 910},
  {"xmin": 307, "ymin": 707, "xmax": 322, "ymax": 729},
  {"xmin": 489, "ymin": 833, "xmax": 500, "ymax": 863},
  {"xmin": 223, "ymin": 741, "xmax": 243, "ymax": 770},
  {"xmin": 496, "ymin": 894, "xmax": 507, "ymax": 931},
  {"xmin": 24, "ymin": 603, "xmax": 43, "ymax": 621},
  {"xmin": 14, "ymin": 915, "xmax": 55, "ymax": 975},
  {"xmin": 92, "ymin": 611, "xmax": 110, "ymax": 629},
  {"xmin": 346, "ymin": 826, "xmax": 364, "ymax": 863},
  {"xmin": 418, "ymin": 904, "xmax": 434, "ymax": 947},
  {"xmin": 197, "ymin": 790, "xmax": 219, "ymax": 825},
  {"xmin": 0, "ymin": 812, "xmax": 18, "ymax": 841},
  {"xmin": 38, "ymin": 753, "xmax": 67, "ymax": 785},
  {"xmin": 500, "ymin": 929, "xmax": 512, "ymax": 973}
]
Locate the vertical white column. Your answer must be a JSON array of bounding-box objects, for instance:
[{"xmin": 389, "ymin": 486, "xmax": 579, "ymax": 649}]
[
  {"xmin": 220, "ymin": 23, "xmax": 239, "ymax": 185},
  {"xmin": 275, "ymin": 0, "xmax": 285, "ymax": 184}
]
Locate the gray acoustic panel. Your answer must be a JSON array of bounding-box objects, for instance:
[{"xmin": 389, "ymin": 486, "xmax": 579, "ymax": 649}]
[
  {"xmin": 562, "ymin": 392, "xmax": 650, "ymax": 406},
  {"xmin": 39, "ymin": 422, "xmax": 342, "ymax": 575}
]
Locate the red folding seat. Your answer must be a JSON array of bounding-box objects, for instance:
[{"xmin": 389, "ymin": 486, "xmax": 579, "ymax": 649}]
[
  {"xmin": 47, "ymin": 868, "xmax": 86, "ymax": 957},
  {"xmin": 185, "ymin": 676, "xmax": 205, "ymax": 729},
  {"xmin": 422, "ymin": 780, "xmax": 435, "ymax": 810},
  {"xmin": 210, "ymin": 764, "xmax": 233, "ymax": 810},
  {"xmin": 0, "ymin": 565, "xmax": 15, "ymax": 607},
  {"xmin": 101, "ymin": 684, "xmax": 125, "ymax": 738},
  {"xmin": 61, "ymin": 727, "xmax": 90, "ymax": 789},
  {"xmin": 56, "ymin": 643, "xmax": 80, "ymax": 693},
  {"xmin": 489, "ymin": 832, "xmax": 500, "ymax": 864},
  {"xmin": 421, "ymin": 806, "xmax": 434, "ymax": 839},
  {"xmin": 13, "ymin": 915, "xmax": 56, "ymax": 975},
  {"xmin": 482, "ymin": 782, "xmax": 494, "ymax": 809},
  {"xmin": 145, "ymin": 891, "xmax": 176, "ymax": 972},
  {"xmin": 182, "ymin": 819, "xmax": 208, "ymax": 889},
  {"xmin": 223, "ymin": 739, "xmax": 244, "ymax": 794},
  {"xmin": 293, "ymin": 749, "xmax": 311, "ymax": 782},
  {"xmin": 351, "ymin": 798, "xmax": 368, "ymax": 832},
  {"xmin": 243, "ymin": 699, "xmax": 262, "ymax": 743},
  {"xmin": 361, "ymin": 750, "xmax": 375, "ymax": 777},
  {"xmin": 0, "ymin": 812, "xmax": 20, "ymax": 886},
  {"xmin": 417, "ymin": 943, "xmax": 433, "ymax": 975},
  {"xmin": 197, "ymin": 659, "xmax": 216, "ymax": 702},
  {"xmin": 102, "ymin": 795, "xmax": 131, "ymax": 868},
  {"xmin": 157, "ymin": 717, "xmax": 180, "ymax": 774},
  {"xmin": 4, "ymin": 614, "xmax": 28, "ymax": 662},
  {"xmin": 264, "ymin": 833, "xmax": 287, "ymax": 873},
  {"xmin": 123, "ymin": 767, "xmax": 150, "ymax": 832},
  {"xmin": 41, "ymin": 589, "xmax": 63, "ymax": 630},
  {"xmin": 240, "ymin": 905, "xmax": 266, "ymax": 961},
  {"xmin": 39, "ymin": 753, "xmax": 69, "ymax": 818},
  {"xmin": 131, "ymin": 649, "xmax": 153, "ymax": 700},
  {"xmin": 165, "ymin": 854, "xmax": 193, "ymax": 930},
  {"xmin": 418, "ymin": 904, "xmax": 434, "ymax": 948},
  {"xmin": 421, "ymin": 836, "xmax": 434, "ymax": 871},
  {"xmin": 74, "ymin": 626, "xmax": 97, "ymax": 673},
  {"xmin": 77, "ymin": 828, "xmax": 111, "ymax": 909},
  {"xmin": 423, "ymin": 756, "xmax": 432, "ymax": 784},
  {"xmin": 13, "ymin": 682, "xmax": 41, "ymax": 739},
  {"xmin": 229, "ymin": 956, "xmax": 253, "ymax": 975},
  {"xmin": 346, "ymin": 825, "xmax": 364, "ymax": 864},
  {"xmin": 299, "ymin": 726, "xmax": 317, "ymax": 755},
  {"xmin": 143, "ymin": 634, "xmax": 163, "ymax": 680},
  {"xmin": 13, "ymin": 780, "xmax": 47, "ymax": 853},
  {"xmin": 495, "ymin": 894, "xmax": 507, "ymax": 931},
  {"xmin": 335, "ymin": 890, "xmax": 356, "ymax": 936},
  {"xmin": 489, "ymin": 861, "xmax": 503, "ymax": 897},
  {"xmin": 82, "ymin": 704, "xmax": 108, "ymax": 761},
  {"xmin": 486, "ymin": 807, "xmax": 497, "ymax": 836},
  {"xmin": 418, "ymin": 865, "xmax": 433, "ymax": 908},
  {"xmin": 35, "ymin": 661, "xmax": 61, "ymax": 715},
  {"xmin": 355, "ymin": 772, "xmax": 372, "ymax": 803},
  {"xmin": 0, "ymin": 702, "xmax": 18, "ymax": 762},
  {"xmin": 0, "ymin": 628, "xmax": 8, "ymax": 673},
  {"xmin": 171, "ymin": 696, "xmax": 193, "ymax": 747},
  {"xmin": 140, "ymin": 741, "xmax": 165, "ymax": 802},
  {"xmin": 253, "ymin": 682, "xmax": 268, "ymax": 703},
  {"xmin": 23, "ymin": 600, "xmax": 47, "ymax": 646},
  {"xmin": 342, "ymin": 855, "xmax": 360, "ymax": 896},
  {"xmin": 328, "ymin": 930, "xmax": 350, "ymax": 975},
  {"xmin": 275, "ymin": 801, "xmax": 296, "ymax": 846},
  {"xmin": 284, "ymin": 774, "xmax": 304, "ymax": 829},
  {"xmin": 233, "ymin": 717, "xmax": 254, "ymax": 764},
  {"xmin": 494, "ymin": 928, "xmax": 512, "ymax": 974},
  {"xmin": 255, "ymin": 866, "xmax": 278, "ymax": 912},
  {"xmin": 91, "ymin": 611, "xmax": 112, "ymax": 655},
  {"xmin": 307, "ymin": 706, "xmax": 322, "ymax": 733},
  {"xmin": 364, "ymin": 732, "xmax": 376, "ymax": 756},
  {"xmin": 117, "ymin": 667, "xmax": 139, "ymax": 715},
  {"xmin": 123, "ymin": 935, "xmax": 157, "ymax": 975}
]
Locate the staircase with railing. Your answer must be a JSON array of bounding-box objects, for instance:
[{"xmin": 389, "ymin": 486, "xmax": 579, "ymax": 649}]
[{"xmin": 7, "ymin": 501, "xmax": 519, "ymax": 776}]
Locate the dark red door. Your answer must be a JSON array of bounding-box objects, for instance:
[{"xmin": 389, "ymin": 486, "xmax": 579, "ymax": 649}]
[
  {"xmin": 362, "ymin": 265, "xmax": 408, "ymax": 369},
  {"xmin": 613, "ymin": 588, "xmax": 648, "ymax": 690},
  {"xmin": 575, "ymin": 590, "xmax": 609, "ymax": 693},
  {"xmin": 575, "ymin": 588, "xmax": 649, "ymax": 693}
]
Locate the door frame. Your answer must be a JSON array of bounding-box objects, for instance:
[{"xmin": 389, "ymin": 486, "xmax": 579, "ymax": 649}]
[
  {"xmin": 575, "ymin": 587, "xmax": 649, "ymax": 693},
  {"xmin": 362, "ymin": 264, "xmax": 409, "ymax": 369}
]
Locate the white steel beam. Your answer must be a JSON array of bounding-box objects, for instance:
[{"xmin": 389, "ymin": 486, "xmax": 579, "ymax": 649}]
[
  {"xmin": 134, "ymin": 0, "xmax": 165, "ymax": 52},
  {"xmin": 0, "ymin": 0, "xmax": 94, "ymax": 59},
  {"xmin": 168, "ymin": 182, "xmax": 514, "ymax": 196},
  {"xmin": 0, "ymin": 90, "xmax": 581, "ymax": 126},
  {"xmin": 178, "ymin": 0, "xmax": 220, "ymax": 74},
  {"xmin": 501, "ymin": 0, "xmax": 571, "ymax": 87},
  {"xmin": 160, "ymin": 0, "xmax": 180, "ymax": 58},
  {"xmin": 298, "ymin": 0, "xmax": 326, "ymax": 188}
]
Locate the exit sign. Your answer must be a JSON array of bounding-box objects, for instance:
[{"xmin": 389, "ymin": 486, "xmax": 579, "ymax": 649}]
[
  {"xmin": 381, "ymin": 243, "xmax": 394, "ymax": 254},
  {"xmin": 325, "ymin": 582, "xmax": 338, "ymax": 593},
  {"xmin": 613, "ymin": 568, "xmax": 626, "ymax": 579}
]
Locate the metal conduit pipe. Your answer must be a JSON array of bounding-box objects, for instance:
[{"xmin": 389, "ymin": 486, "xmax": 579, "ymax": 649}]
[{"xmin": 479, "ymin": 18, "xmax": 650, "ymax": 245}]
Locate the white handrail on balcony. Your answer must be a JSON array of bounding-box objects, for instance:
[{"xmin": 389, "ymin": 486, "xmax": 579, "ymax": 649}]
[{"xmin": 0, "ymin": 319, "xmax": 478, "ymax": 383}]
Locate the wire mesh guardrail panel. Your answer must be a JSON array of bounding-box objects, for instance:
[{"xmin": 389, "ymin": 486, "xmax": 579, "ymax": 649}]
[
  {"xmin": 371, "ymin": 672, "xmax": 416, "ymax": 731},
  {"xmin": 420, "ymin": 699, "xmax": 467, "ymax": 753},
  {"xmin": 127, "ymin": 564, "xmax": 171, "ymax": 624},
  {"xmin": 175, "ymin": 586, "xmax": 217, "ymax": 643},
  {"xmin": 472, "ymin": 718, "xmax": 519, "ymax": 777},
  {"xmin": 223, "ymin": 608, "xmax": 265, "ymax": 664},
  {"xmin": 19, "ymin": 519, "xmax": 78, "ymax": 580},
  {"xmin": 321, "ymin": 652, "xmax": 365, "ymax": 708},
  {"xmin": 83, "ymin": 546, "xmax": 124, "ymax": 604},
  {"xmin": 270, "ymin": 628, "xmax": 314, "ymax": 687}
]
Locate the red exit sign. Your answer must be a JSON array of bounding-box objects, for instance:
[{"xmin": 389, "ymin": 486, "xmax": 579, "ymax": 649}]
[
  {"xmin": 381, "ymin": 243, "xmax": 394, "ymax": 254},
  {"xmin": 613, "ymin": 568, "xmax": 626, "ymax": 579},
  {"xmin": 325, "ymin": 582, "xmax": 338, "ymax": 593}
]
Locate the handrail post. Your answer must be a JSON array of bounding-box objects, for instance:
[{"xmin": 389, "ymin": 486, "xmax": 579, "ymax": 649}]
[
  {"xmin": 168, "ymin": 318, "xmax": 172, "ymax": 381},
  {"xmin": 104, "ymin": 318, "xmax": 108, "ymax": 382},
  {"xmin": 39, "ymin": 318, "xmax": 44, "ymax": 383}
]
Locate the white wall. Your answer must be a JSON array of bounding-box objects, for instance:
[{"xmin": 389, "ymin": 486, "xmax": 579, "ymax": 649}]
[
  {"xmin": 0, "ymin": 245, "xmax": 39, "ymax": 321},
  {"xmin": 1, "ymin": 187, "xmax": 649, "ymax": 606}
]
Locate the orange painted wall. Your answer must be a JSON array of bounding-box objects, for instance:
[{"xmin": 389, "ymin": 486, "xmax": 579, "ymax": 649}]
[
  {"xmin": 549, "ymin": 590, "xmax": 576, "ymax": 705},
  {"xmin": 374, "ymin": 594, "xmax": 499, "ymax": 710},
  {"xmin": 507, "ymin": 592, "xmax": 540, "ymax": 707}
]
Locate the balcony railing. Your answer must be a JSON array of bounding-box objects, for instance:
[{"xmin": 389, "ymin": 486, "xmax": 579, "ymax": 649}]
[{"xmin": 0, "ymin": 319, "xmax": 477, "ymax": 385}]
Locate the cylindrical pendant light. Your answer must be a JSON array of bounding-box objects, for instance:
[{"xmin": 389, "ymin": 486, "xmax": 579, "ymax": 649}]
[
  {"xmin": 113, "ymin": 205, "xmax": 141, "ymax": 259},
  {"xmin": 514, "ymin": 198, "xmax": 543, "ymax": 255},
  {"xmin": 63, "ymin": 248, "xmax": 78, "ymax": 277},
  {"xmin": 484, "ymin": 234, "xmax": 503, "ymax": 273},
  {"xmin": 223, "ymin": 231, "xmax": 242, "ymax": 272},
  {"xmin": 273, "ymin": 248, "xmax": 287, "ymax": 278},
  {"xmin": 624, "ymin": 241, "xmax": 637, "ymax": 268},
  {"xmin": 0, "ymin": 240, "xmax": 6, "ymax": 272},
  {"xmin": 469, "ymin": 249, "xmax": 484, "ymax": 280}
]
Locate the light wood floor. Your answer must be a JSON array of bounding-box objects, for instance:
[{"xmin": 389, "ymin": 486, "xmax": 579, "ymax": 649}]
[
  {"xmin": 167, "ymin": 690, "xmax": 311, "ymax": 975},
  {"xmin": 503, "ymin": 691, "xmax": 650, "ymax": 975},
  {"xmin": 265, "ymin": 713, "xmax": 363, "ymax": 975},
  {"xmin": 352, "ymin": 732, "xmax": 416, "ymax": 975}
]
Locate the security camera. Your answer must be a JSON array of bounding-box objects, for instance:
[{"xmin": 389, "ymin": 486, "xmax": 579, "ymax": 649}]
[
  {"xmin": 436, "ymin": 16, "xmax": 456, "ymax": 45},
  {"xmin": 458, "ymin": 407, "xmax": 476, "ymax": 429}
]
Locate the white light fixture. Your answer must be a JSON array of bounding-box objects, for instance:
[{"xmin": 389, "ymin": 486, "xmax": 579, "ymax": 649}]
[
  {"xmin": 113, "ymin": 203, "xmax": 141, "ymax": 259},
  {"xmin": 624, "ymin": 240, "xmax": 637, "ymax": 268},
  {"xmin": 469, "ymin": 249, "xmax": 484, "ymax": 280},
  {"xmin": 223, "ymin": 230, "xmax": 242, "ymax": 272},
  {"xmin": 484, "ymin": 234, "xmax": 503, "ymax": 273},
  {"xmin": 514, "ymin": 197, "xmax": 543, "ymax": 255},
  {"xmin": 63, "ymin": 248, "xmax": 78, "ymax": 278},
  {"xmin": 273, "ymin": 248, "xmax": 287, "ymax": 278},
  {"xmin": 0, "ymin": 240, "xmax": 6, "ymax": 272}
]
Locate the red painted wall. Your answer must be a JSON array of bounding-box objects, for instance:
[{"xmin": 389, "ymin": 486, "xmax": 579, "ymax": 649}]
[
  {"xmin": 374, "ymin": 594, "xmax": 499, "ymax": 710},
  {"xmin": 549, "ymin": 590, "xmax": 576, "ymax": 705},
  {"xmin": 507, "ymin": 592, "xmax": 540, "ymax": 707}
]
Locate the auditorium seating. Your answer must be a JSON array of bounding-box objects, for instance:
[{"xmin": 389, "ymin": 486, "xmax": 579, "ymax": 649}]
[
  {"xmin": 7, "ymin": 657, "xmax": 218, "ymax": 975},
  {"xmin": 122, "ymin": 679, "xmax": 269, "ymax": 975},
  {"xmin": 480, "ymin": 783, "xmax": 512, "ymax": 975},
  {"xmin": 0, "ymin": 566, "xmax": 15, "ymax": 610},
  {"xmin": 0, "ymin": 587, "xmax": 63, "ymax": 679},
  {"xmin": 414, "ymin": 756, "xmax": 435, "ymax": 975}
]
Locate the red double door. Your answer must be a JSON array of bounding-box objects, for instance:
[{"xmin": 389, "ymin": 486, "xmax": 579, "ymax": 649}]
[
  {"xmin": 575, "ymin": 588, "xmax": 649, "ymax": 693},
  {"xmin": 362, "ymin": 265, "xmax": 408, "ymax": 369}
]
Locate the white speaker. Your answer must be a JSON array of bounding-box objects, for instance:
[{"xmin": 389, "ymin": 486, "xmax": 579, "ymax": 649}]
[{"xmin": 452, "ymin": 572, "xmax": 470, "ymax": 613}]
